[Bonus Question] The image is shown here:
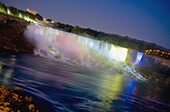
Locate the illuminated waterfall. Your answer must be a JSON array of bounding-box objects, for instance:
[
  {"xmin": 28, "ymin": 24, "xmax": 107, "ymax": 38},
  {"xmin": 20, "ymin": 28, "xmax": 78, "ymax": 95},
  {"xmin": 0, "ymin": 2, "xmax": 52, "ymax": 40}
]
[
  {"xmin": 25, "ymin": 23, "xmax": 129, "ymax": 62},
  {"xmin": 77, "ymin": 37, "xmax": 128, "ymax": 62},
  {"xmin": 135, "ymin": 52, "xmax": 143, "ymax": 64},
  {"xmin": 24, "ymin": 23, "xmax": 146, "ymax": 80}
]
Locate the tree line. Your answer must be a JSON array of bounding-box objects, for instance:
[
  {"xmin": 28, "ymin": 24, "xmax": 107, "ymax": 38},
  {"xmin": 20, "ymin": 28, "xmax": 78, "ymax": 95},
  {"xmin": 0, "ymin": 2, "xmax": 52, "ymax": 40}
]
[
  {"xmin": 0, "ymin": 2, "xmax": 43, "ymax": 21},
  {"xmin": 54, "ymin": 22, "xmax": 170, "ymax": 59}
]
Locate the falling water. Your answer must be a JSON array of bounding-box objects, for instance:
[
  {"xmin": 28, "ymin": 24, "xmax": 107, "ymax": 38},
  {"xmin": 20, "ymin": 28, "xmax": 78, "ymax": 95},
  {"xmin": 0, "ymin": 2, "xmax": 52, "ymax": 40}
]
[{"xmin": 24, "ymin": 23, "xmax": 146, "ymax": 80}]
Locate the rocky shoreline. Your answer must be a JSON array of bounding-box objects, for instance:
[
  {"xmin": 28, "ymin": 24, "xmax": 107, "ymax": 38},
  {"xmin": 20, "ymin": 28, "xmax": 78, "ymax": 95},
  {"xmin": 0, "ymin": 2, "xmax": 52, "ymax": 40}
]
[
  {"xmin": 0, "ymin": 12, "xmax": 38, "ymax": 112},
  {"xmin": 0, "ymin": 12, "xmax": 33, "ymax": 54},
  {"xmin": 0, "ymin": 84, "xmax": 40, "ymax": 112}
]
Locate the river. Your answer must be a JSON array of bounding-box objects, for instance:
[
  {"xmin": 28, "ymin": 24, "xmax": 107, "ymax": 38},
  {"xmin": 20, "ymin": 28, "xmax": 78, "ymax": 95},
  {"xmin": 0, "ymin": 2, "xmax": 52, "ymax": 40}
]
[{"xmin": 0, "ymin": 54, "xmax": 169, "ymax": 112}]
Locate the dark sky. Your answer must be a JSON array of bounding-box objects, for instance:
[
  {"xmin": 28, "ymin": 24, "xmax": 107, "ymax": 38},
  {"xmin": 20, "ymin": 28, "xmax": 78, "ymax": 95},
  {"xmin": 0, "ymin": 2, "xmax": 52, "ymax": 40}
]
[{"xmin": 1, "ymin": 0, "xmax": 170, "ymax": 49}]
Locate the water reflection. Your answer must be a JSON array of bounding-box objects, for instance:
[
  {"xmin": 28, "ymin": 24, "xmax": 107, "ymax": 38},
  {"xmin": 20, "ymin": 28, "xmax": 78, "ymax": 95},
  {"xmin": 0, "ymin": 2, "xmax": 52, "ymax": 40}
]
[
  {"xmin": 125, "ymin": 78, "xmax": 136, "ymax": 95},
  {"xmin": 95, "ymin": 73, "xmax": 166, "ymax": 112},
  {"xmin": 98, "ymin": 74, "xmax": 123, "ymax": 100},
  {"xmin": 0, "ymin": 54, "xmax": 169, "ymax": 112},
  {"xmin": 0, "ymin": 55, "xmax": 16, "ymax": 83},
  {"xmin": 0, "ymin": 64, "xmax": 2, "ymax": 73},
  {"xmin": 96, "ymin": 74, "xmax": 123, "ymax": 111}
]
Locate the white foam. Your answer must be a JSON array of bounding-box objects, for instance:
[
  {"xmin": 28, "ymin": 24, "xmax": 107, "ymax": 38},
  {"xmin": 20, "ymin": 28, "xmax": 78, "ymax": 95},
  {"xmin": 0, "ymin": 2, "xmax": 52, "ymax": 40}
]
[{"xmin": 24, "ymin": 23, "xmax": 146, "ymax": 81}]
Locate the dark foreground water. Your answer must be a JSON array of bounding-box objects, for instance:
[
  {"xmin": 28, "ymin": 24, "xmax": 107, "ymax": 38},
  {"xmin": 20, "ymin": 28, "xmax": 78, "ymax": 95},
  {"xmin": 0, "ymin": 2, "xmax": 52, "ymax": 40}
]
[{"xmin": 0, "ymin": 54, "xmax": 169, "ymax": 112}]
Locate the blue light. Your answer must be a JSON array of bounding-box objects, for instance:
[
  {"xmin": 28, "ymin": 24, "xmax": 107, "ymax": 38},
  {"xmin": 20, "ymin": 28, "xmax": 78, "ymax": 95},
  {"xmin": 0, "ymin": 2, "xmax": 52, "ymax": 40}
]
[{"xmin": 135, "ymin": 52, "xmax": 143, "ymax": 64}]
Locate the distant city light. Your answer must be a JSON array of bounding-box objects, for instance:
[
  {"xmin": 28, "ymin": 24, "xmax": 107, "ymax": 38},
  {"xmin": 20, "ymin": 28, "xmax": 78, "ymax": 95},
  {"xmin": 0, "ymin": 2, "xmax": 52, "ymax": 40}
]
[
  {"xmin": 51, "ymin": 20, "xmax": 54, "ymax": 23},
  {"xmin": 43, "ymin": 18, "xmax": 46, "ymax": 21},
  {"xmin": 35, "ymin": 18, "xmax": 38, "ymax": 21}
]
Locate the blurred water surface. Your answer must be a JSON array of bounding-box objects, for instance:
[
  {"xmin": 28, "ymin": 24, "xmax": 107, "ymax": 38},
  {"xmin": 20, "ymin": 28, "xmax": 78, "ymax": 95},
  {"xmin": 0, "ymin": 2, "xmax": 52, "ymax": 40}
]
[{"xmin": 0, "ymin": 54, "xmax": 169, "ymax": 112}]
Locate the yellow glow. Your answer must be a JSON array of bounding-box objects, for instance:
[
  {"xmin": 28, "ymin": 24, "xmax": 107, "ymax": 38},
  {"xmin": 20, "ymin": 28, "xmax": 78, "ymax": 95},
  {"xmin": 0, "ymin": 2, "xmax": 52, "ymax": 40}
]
[
  {"xmin": 35, "ymin": 18, "xmax": 38, "ymax": 21},
  {"xmin": 49, "ymin": 47, "xmax": 56, "ymax": 55},
  {"xmin": 97, "ymin": 74, "xmax": 123, "ymax": 111},
  {"xmin": 43, "ymin": 18, "xmax": 46, "ymax": 21},
  {"xmin": 110, "ymin": 45, "xmax": 128, "ymax": 61},
  {"xmin": 51, "ymin": 20, "xmax": 54, "ymax": 23},
  {"xmin": 49, "ymin": 50, "xmax": 55, "ymax": 55}
]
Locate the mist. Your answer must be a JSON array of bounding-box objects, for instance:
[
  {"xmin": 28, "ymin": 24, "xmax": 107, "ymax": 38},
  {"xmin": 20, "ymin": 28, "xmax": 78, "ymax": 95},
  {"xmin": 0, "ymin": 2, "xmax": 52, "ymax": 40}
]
[{"xmin": 24, "ymin": 23, "xmax": 146, "ymax": 80}]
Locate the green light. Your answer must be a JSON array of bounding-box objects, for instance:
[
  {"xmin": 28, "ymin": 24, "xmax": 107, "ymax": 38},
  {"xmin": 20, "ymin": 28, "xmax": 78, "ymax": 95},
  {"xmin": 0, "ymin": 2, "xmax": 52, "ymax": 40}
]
[
  {"xmin": 7, "ymin": 9, "xmax": 10, "ymax": 14},
  {"xmin": 49, "ymin": 47, "xmax": 56, "ymax": 55},
  {"xmin": 19, "ymin": 13, "xmax": 22, "ymax": 18}
]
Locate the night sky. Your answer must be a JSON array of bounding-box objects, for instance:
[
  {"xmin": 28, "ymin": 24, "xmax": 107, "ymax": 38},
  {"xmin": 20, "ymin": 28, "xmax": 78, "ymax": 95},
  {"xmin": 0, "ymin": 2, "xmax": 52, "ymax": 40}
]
[{"xmin": 1, "ymin": 0, "xmax": 170, "ymax": 49}]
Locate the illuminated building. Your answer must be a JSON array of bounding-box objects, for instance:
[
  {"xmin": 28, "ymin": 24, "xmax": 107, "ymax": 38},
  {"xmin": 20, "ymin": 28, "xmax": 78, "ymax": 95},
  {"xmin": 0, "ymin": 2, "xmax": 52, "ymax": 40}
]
[
  {"xmin": 46, "ymin": 19, "xmax": 55, "ymax": 23},
  {"xmin": 43, "ymin": 18, "xmax": 46, "ymax": 21},
  {"xmin": 27, "ymin": 8, "xmax": 37, "ymax": 15}
]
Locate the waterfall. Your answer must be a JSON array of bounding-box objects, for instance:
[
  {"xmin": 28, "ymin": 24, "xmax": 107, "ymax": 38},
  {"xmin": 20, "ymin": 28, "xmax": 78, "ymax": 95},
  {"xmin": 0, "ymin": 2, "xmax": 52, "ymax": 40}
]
[{"xmin": 24, "ymin": 23, "xmax": 146, "ymax": 80}]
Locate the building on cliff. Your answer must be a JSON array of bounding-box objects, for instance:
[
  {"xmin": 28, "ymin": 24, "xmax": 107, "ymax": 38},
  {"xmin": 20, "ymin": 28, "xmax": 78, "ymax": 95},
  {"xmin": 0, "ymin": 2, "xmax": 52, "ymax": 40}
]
[{"xmin": 27, "ymin": 8, "xmax": 37, "ymax": 15}]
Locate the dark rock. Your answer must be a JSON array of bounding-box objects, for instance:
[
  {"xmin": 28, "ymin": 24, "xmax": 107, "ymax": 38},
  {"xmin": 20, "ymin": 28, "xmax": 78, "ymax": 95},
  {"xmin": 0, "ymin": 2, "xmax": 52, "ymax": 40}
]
[{"xmin": 0, "ymin": 12, "xmax": 34, "ymax": 54}]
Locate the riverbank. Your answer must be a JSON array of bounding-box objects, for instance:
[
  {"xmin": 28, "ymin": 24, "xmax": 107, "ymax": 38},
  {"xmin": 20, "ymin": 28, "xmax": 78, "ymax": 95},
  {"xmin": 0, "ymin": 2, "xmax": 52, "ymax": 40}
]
[
  {"xmin": 137, "ymin": 54, "xmax": 170, "ymax": 85},
  {"xmin": 0, "ymin": 12, "xmax": 33, "ymax": 54},
  {"xmin": 0, "ymin": 13, "xmax": 41, "ymax": 111}
]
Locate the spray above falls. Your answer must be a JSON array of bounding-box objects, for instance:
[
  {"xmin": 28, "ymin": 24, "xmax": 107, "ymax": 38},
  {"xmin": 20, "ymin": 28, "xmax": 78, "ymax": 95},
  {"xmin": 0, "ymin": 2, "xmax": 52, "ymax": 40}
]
[{"xmin": 24, "ymin": 23, "xmax": 146, "ymax": 80}]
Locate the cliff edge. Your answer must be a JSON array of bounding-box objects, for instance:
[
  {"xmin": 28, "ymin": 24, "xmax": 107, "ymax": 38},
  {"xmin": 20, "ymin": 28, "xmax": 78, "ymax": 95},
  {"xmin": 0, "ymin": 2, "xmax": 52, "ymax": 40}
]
[{"xmin": 0, "ymin": 12, "xmax": 33, "ymax": 54}]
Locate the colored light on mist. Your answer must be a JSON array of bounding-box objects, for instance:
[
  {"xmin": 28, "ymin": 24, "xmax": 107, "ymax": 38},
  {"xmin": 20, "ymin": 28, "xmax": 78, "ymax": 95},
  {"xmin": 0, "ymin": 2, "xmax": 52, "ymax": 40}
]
[
  {"xmin": 135, "ymin": 52, "xmax": 143, "ymax": 64},
  {"xmin": 110, "ymin": 45, "xmax": 128, "ymax": 62}
]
